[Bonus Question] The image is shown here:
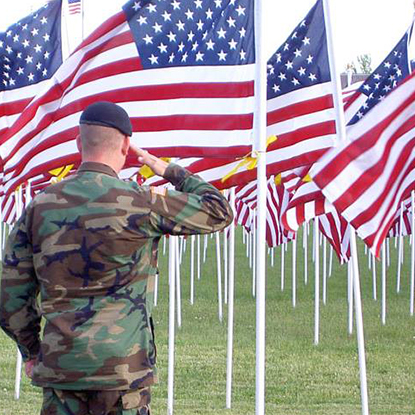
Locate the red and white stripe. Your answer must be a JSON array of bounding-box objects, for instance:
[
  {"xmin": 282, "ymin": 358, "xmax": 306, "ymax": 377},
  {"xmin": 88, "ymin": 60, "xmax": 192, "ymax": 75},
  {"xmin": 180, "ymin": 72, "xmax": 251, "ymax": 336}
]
[
  {"xmin": 265, "ymin": 81, "xmax": 337, "ymax": 175},
  {"xmin": 235, "ymin": 177, "xmax": 295, "ymax": 247},
  {"xmin": 281, "ymin": 179, "xmax": 332, "ymax": 232},
  {"xmin": 319, "ymin": 211, "xmax": 351, "ymax": 263},
  {"xmin": 311, "ymin": 70, "xmax": 415, "ymax": 257}
]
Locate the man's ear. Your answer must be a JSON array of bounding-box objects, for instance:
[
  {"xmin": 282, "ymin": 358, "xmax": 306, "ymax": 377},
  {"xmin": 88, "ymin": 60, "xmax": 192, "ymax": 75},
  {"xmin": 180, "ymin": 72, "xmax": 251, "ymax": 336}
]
[
  {"xmin": 121, "ymin": 136, "xmax": 130, "ymax": 156},
  {"xmin": 76, "ymin": 135, "xmax": 82, "ymax": 153}
]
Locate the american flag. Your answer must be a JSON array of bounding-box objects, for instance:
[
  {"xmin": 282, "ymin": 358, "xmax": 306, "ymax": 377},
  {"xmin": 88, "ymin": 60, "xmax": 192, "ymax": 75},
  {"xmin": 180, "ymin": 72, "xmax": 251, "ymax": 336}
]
[
  {"xmin": 265, "ymin": 0, "xmax": 336, "ymax": 174},
  {"xmin": 344, "ymin": 21, "xmax": 413, "ymax": 126},
  {"xmin": 310, "ymin": 69, "xmax": 415, "ymax": 257},
  {"xmin": 281, "ymin": 178, "xmax": 331, "ymax": 231},
  {"xmin": 280, "ymin": 178, "xmax": 351, "ymax": 263},
  {"xmin": 68, "ymin": 0, "xmax": 82, "ymax": 15},
  {"xmin": 142, "ymin": 0, "xmax": 337, "ymax": 192},
  {"xmin": 0, "ymin": 0, "xmax": 62, "ymax": 135},
  {"xmin": 387, "ymin": 197, "xmax": 412, "ymax": 238},
  {"xmin": 318, "ymin": 212, "xmax": 351, "ymax": 264},
  {"xmin": 235, "ymin": 177, "xmax": 295, "ymax": 247},
  {"xmin": 0, "ymin": 0, "xmax": 255, "ymax": 198}
]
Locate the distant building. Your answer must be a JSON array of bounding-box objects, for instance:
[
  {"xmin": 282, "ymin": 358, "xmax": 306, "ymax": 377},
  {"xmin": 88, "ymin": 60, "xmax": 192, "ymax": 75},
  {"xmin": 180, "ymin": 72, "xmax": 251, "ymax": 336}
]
[{"xmin": 340, "ymin": 72, "xmax": 369, "ymax": 89}]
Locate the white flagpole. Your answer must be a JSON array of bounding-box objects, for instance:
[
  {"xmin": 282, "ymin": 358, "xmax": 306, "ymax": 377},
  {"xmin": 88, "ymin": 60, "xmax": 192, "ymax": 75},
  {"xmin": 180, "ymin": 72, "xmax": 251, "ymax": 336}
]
[
  {"xmin": 304, "ymin": 224, "xmax": 308, "ymax": 285},
  {"xmin": 14, "ymin": 349, "xmax": 22, "ymax": 400},
  {"xmin": 367, "ymin": 245, "xmax": 371, "ymax": 270},
  {"xmin": 381, "ymin": 242, "xmax": 387, "ymax": 325},
  {"xmin": 322, "ymin": 1, "xmax": 370, "ymax": 412},
  {"xmin": 224, "ymin": 228, "xmax": 229, "ymax": 305},
  {"xmin": 329, "ymin": 246, "xmax": 333, "ymax": 277},
  {"xmin": 167, "ymin": 236, "xmax": 176, "ymax": 415},
  {"xmin": 215, "ymin": 232, "xmax": 223, "ymax": 323},
  {"xmin": 323, "ymin": 237, "xmax": 327, "ymax": 305},
  {"xmin": 386, "ymin": 238, "xmax": 390, "ymax": 268},
  {"xmin": 292, "ymin": 237, "xmax": 297, "ymax": 308},
  {"xmin": 246, "ymin": 228, "xmax": 250, "ymax": 258},
  {"xmin": 350, "ymin": 231, "xmax": 370, "ymax": 415},
  {"xmin": 226, "ymin": 188, "xmax": 236, "ymax": 408},
  {"xmin": 197, "ymin": 234, "xmax": 201, "ymax": 280},
  {"xmin": 281, "ymin": 243, "xmax": 285, "ymax": 291},
  {"xmin": 397, "ymin": 202, "xmax": 404, "ymax": 293},
  {"xmin": 252, "ymin": 222, "xmax": 257, "ymax": 298},
  {"xmin": 348, "ymin": 261, "xmax": 354, "ymax": 335},
  {"xmin": 175, "ymin": 236, "xmax": 182, "ymax": 329},
  {"xmin": 190, "ymin": 235, "xmax": 195, "ymax": 305},
  {"xmin": 254, "ymin": 0, "xmax": 267, "ymax": 411},
  {"xmin": 203, "ymin": 234, "xmax": 208, "ymax": 263},
  {"xmin": 322, "ymin": 0, "xmax": 347, "ymax": 142},
  {"xmin": 249, "ymin": 228, "xmax": 253, "ymax": 267},
  {"xmin": 372, "ymin": 254, "xmax": 377, "ymax": 301},
  {"xmin": 410, "ymin": 190, "xmax": 415, "ymax": 316},
  {"xmin": 14, "ymin": 186, "xmax": 24, "ymax": 400},
  {"xmin": 314, "ymin": 217, "xmax": 320, "ymax": 345}
]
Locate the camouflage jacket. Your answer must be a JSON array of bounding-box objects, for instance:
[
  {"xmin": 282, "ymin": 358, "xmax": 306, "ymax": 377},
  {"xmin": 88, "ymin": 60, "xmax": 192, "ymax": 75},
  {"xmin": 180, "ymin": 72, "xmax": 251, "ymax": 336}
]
[{"xmin": 0, "ymin": 162, "xmax": 233, "ymax": 390}]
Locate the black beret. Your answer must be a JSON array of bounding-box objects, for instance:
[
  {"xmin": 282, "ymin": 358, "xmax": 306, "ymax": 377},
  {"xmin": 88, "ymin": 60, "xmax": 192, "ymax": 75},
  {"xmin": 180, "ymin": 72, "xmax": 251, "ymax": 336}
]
[{"xmin": 79, "ymin": 101, "xmax": 133, "ymax": 136}]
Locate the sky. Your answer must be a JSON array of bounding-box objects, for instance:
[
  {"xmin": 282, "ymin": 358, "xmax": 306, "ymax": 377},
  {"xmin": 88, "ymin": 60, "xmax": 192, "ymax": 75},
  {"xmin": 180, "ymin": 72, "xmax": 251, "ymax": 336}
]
[{"xmin": 1, "ymin": 0, "xmax": 415, "ymax": 72}]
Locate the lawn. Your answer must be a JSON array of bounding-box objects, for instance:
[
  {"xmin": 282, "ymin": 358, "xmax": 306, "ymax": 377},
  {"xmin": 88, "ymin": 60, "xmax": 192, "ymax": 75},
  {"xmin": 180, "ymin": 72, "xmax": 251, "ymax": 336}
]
[{"xmin": 0, "ymin": 228, "xmax": 414, "ymax": 414}]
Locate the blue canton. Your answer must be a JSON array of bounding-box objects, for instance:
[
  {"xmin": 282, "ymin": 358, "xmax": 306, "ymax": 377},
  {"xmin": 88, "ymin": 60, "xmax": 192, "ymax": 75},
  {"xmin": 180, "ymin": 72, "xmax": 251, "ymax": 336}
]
[
  {"xmin": 266, "ymin": 0, "xmax": 330, "ymax": 100},
  {"xmin": 348, "ymin": 28, "xmax": 412, "ymax": 125},
  {"xmin": 0, "ymin": 0, "xmax": 62, "ymax": 92},
  {"xmin": 123, "ymin": 0, "xmax": 254, "ymax": 68}
]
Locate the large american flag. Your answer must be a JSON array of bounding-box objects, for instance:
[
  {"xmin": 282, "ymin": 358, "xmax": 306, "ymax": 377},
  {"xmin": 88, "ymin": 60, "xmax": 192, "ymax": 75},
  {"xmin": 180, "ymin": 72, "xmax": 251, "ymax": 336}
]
[
  {"xmin": 310, "ymin": 69, "xmax": 415, "ymax": 257},
  {"xmin": 0, "ymin": 0, "xmax": 255, "ymax": 198},
  {"xmin": 344, "ymin": 21, "xmax": 413, "ymax": 126},
  {"xmin": 265, "ymin": 0, "xmax": 336, "ymax": 174},
  {"xmin": 0, "ymin": 0, "xmax": 62, "ymax": 135}
]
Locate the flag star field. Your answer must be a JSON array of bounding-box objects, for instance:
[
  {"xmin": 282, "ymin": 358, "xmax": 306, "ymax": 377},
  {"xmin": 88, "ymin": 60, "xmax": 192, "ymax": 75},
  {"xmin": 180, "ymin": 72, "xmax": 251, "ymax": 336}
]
[
  {"xmin": 0, "ymin": 1, "xmax": 62, "ymax": 91},
  {"xmin": 266, "ymin": 1, "xmax": 330, "ymax": 100},
  {"xmin": 123, "ymin": 0, "xmax": 254, "ymax": 69}
]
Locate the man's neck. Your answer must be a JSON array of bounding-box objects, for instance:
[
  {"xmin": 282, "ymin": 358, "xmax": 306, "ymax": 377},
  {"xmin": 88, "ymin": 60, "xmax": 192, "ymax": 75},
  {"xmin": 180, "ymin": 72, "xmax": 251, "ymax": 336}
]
[{"xmin": 81, "ymin": 154, "xmax": 121, "ymax": 173}]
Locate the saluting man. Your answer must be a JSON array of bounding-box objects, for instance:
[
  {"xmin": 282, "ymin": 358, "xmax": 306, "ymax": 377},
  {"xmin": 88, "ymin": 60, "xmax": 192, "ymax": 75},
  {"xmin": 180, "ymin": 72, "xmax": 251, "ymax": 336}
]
[{"xmin": 0, "ymin": 101, "xmax": 233, "ymax": 415}]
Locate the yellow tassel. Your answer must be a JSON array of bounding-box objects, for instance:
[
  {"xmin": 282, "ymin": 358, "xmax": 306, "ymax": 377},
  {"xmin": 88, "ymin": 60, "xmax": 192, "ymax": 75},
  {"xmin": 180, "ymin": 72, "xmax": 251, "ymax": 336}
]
[
  {"xmin": 274, "ymin": 174, "xmax": 282, "ymax": 185},
  {"xmin": 48, "ymin": 164, "xmax": 74, "ymax": 181},
  {"xmin": 221, "ymin": 136, "xmax": 278, "ymax": 183},
  {"xmin": 302, "ymin": 174, "xmax": 312, "ymax": 183},
  {"xmin": 266, "ymin": 135, "xmax": 278, "ymax": 147}
]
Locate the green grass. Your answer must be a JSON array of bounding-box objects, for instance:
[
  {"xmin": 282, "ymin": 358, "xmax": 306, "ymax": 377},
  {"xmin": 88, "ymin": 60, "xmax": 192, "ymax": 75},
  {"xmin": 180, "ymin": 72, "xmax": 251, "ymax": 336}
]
[{"xmin": 1, "ymin": 229, "xmax": 415, "ymax": 414}]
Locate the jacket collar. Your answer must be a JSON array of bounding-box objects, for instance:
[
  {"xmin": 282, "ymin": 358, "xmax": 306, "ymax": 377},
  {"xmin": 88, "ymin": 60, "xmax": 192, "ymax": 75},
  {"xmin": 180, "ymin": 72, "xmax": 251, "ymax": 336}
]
[{"xmin": 78, "ymin": 162, "xmax": 118, "ymax": 178}]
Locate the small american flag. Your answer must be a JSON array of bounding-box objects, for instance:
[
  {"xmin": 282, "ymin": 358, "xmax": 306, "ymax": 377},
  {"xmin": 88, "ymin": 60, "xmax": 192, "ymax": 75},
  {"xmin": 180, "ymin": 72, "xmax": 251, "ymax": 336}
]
[
  {"xmin": 345, "ymin": 22, "xmax": 413, "ymax": 125},
  {"xmin": 68, "ymin": 0, "xmax": 82, "ymax": 15}
]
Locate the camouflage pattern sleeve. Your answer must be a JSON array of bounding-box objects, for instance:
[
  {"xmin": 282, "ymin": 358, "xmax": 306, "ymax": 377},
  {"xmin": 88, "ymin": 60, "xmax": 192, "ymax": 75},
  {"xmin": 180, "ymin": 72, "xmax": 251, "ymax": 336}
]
[
  {"xmin": 0, "ymin": 207, "xmax": 41, "ymax": 361},
  {"xmin": 147, "ymin": 163, "xmax": 233, "ymax": 236}
]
